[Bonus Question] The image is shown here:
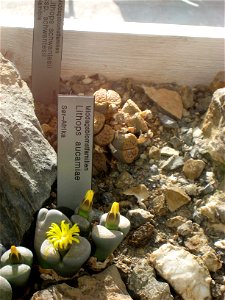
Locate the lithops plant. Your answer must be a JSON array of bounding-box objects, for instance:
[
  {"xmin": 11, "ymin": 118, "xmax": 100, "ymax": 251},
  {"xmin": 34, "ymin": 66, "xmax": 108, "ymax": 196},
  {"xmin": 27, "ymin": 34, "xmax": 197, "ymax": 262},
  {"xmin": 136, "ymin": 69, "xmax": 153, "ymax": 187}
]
[
  {"xmin": 94, "ymin": 124, "xmax": 115, "ymax": 146},
  {"xmin": 110, "ymin": 132, "xmax": 139, "ymax": 163},
  {"xmin": 0, "ymin": 245, "xmax": 33, "ymax": 288},
  {"xmin": 121, "ymin": 98, "xmax": 149, "ymax": 133},
  {"xmin": 92, "ymin": 202, "xmax": 130, "ymax": 261},
  {"xmin": 92, "ymin": 89, "xmax": 152, "ymax": 169},
  {"xmin": 92, "ymin": 148, "xmax": 108, "ymax": 175},
  {"xmin": 94, "ymin": 111, "xmax": 106, "ymax": 135},
  {"xmin": 34, "ymin": 208, "xmax": 91, "ymax": 277},
  {"xmin": 0, "ymin": 275, "xmax": 12, "ymax": 300},
  {"xmin": 91, "ymin": 88, "xmax": 155, "ymax": 174},
  {"xmin": 94, "ymin": 88, "xmax": 122, "ymax": 119},
  {"xmin": 71, "ymin": 190, "xmax": 94, "ymax": 234}
]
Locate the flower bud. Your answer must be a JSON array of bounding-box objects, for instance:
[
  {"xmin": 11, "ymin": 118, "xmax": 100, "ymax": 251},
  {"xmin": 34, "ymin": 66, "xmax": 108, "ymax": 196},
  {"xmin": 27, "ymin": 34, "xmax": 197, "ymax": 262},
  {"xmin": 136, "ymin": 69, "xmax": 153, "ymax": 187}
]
[
  {"xmin": 9, "ymin": 246, "xmax": 22, "ymax": 264},
  {"xmin": 78, "ymin": 190, "xmax": 94, "ymax": 219},
  {"xmin": 105, "ymin": 202, "xmax": 120, "ymax": 230}
]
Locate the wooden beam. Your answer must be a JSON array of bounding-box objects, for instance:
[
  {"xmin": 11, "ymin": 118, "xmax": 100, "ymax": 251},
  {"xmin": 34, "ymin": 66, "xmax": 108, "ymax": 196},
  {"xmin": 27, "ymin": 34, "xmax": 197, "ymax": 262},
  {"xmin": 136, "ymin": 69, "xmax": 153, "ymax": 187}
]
[{"xmin": 0, "ymin": 21, "xmax": 224, "ymax": 85}]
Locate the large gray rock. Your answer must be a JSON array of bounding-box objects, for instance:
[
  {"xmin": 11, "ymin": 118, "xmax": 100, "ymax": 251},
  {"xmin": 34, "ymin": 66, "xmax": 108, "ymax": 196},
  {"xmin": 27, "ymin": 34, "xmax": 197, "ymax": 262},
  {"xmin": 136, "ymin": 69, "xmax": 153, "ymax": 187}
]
[
  {"xmin": 31, "ymin": 265, "xmax": 132, "ymax": 300},
  {"xmin": 0, "ymin": 54, "xmax": 57, "ymax": 247},
  {"xmin": 128, "ymin": 258, "xmax": 173, "ymax": 300},
  {"xmin": 202, "ymin": 88, "xmax": 225, "ymax": 165}
]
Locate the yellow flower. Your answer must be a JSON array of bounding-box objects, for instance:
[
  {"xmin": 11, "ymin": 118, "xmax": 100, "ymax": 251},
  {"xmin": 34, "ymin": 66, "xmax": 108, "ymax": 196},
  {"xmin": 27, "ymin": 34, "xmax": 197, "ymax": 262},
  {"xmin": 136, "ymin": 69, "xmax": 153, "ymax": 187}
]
[
  {"xmin": 46, "ymin": 220, "xmax": 80, "ymax": 250},
  {"xmin": 105, "ymin": 202, "xmax": 120, "ymax": 230},
  {"xmin": 78, "ymin": 189, "xmax": 94, "ymax": 219}
]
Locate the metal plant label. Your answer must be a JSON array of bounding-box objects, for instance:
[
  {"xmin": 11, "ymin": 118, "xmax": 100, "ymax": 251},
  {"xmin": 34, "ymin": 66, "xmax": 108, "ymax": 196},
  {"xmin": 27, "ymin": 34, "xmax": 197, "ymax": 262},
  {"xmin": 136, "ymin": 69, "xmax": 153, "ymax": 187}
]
[
  {"xmin": 57, "ymin": 96, "xmax": 94, "ymax": 210},
  {"xmin": 32, "ymin": 0, "xmax": 65, "ymax": 103}
]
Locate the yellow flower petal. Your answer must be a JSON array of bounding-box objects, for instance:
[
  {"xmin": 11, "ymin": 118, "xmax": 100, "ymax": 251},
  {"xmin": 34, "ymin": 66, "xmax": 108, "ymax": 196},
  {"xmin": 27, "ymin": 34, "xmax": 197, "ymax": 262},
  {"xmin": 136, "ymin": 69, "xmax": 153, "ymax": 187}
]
[
  {"xmin": 46, "ymin": 220, "xmax": 80, "ymax": 251},
  {"xmin": 110, "ymin": 202, "xmax": 119, "ymax": 217}
]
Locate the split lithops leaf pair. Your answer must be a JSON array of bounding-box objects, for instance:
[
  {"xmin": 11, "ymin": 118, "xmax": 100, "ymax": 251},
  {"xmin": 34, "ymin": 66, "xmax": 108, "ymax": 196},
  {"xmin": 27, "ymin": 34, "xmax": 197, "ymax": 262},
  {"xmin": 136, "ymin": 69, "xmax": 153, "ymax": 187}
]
[
  {"xmin": 0, "ymin": 275, "xmax": 12, "ymax": 300},
  {"xmin": 0, "ymin": 245, "xmax": 33, "ymax": 289},
  {"xmin": 92, "ymin": 202, "xmax": 130, "ymax": 261},
  {"xmin": 34, "ymin": 207, "xmax": 91, "ymax": 277}
]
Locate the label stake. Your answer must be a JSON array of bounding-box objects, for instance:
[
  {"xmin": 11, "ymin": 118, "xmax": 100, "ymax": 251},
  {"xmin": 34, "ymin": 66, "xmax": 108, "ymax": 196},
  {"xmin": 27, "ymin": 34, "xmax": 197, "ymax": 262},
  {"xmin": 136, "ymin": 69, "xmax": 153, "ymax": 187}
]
[
  {"xmin": 57, "ymin": 96, "xmax": 94, "ymax": 210},
  {"xmin": 32, "ymin": 0, "xmax": 65, "ymax": 103}
]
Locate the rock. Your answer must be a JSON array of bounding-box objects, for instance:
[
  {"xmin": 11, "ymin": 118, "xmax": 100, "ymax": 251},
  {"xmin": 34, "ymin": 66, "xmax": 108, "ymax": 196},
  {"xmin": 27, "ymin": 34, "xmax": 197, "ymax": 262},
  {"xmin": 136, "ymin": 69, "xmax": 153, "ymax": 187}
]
[
  {"xmin": 183, "ymin": 231, "xmax": 222, "ymax": 273},
  {"xmin": 214, "ymin": 239, "xmax": 225, "ymax": 250},
  {"xmin": 127, "ymin": 113, "xmax": 148, "ymax": 133},
  {"xmin": 210, "ymin": 223, "xmax": 225, "ymax": 234},
  {"xmin": 182, "ymin": 128, "xmax": 193, "ymax": 146},
  {"xmin": 115, "ymin": 171, "xmax": 135, "ymax": 190},
  {"xmin": 196, "ymin": 95, "xmax": 212, "ymax": 113},
  {"xmin": 189, "ymin": 146, "xmax": 200, "ymax": 159},
  {"xmin": 123, "ymin": 184, "xmax": 150, "ymax": 208},
  {"xmin": 184, "ymin": 183, "xmax": 198, "ymax": 196},
  {"xmin": 128, "ymin": 258, "xmax": 173, "ymax": 300},
  {"xmin": 169, "ymin": 136, "xmax": 183, "ymax": 149},
  {"xmin": 179, "ymin": 85, "xmax": 194, "ymax": 109},
  {"xmin": 128, "ymin": 222, "xmax": 155, "ymax": 247},
  {"xmin": 126, "ymin": 208, "xmax": 154, "ymax": 229},
  {"xmin": 148, "ymin": 146, "xmax": 161, "ymax": 160},
  {"xmin": 82, "ymin": 77, "xmax": 93, "ymax": 85},
  {"xmin": 184, "ymin": 233, "xmax": 209, "ymax": 253},
  {"xmin": 166, "ymin": 216, "xmax": 188, "ymax": 228},
  {"xmin": 160, "ymin": 155, "xmax": 184, "ymax": 171},
  {"xmin": 202, "ymin": 88, "xmax": 225, "ymax": 165},
  {"xmin": 0, "ymin": 54, "xmax": 57, "ymax": 247},
  {"xmin": 160, "ymin": 146, "xmax": 179, "ymax": 157},
  {"xmin": 150, "ymin": 243, "xmax": 212, "ymax": 300},
  {"xmin": 158, "ymin": 113, "xmax": 178, "ymax": 128},
  {"xmin": 149, "ymin": 164, "xmax": 159, "ymax": 175},
  {"xmin": 152, "ymin": 194, "xmax": 167, "ymax": 216},
  {"xmin": 31, "ymin": 283, "xmax": 83, "ymax": 299},
  {"xmin": 198, "ymin": 191, "xmax": 225, "ymax": 226},
  {"xmin": 201, "ymin": 249, "xmax": 222, "ymax": 272},
  {"xmin": 32, "ymin": 265, "xmax": 132, "ymax": 300},
  {"xmin": 177, "ymin": 220, "xmax": 193, "ymax": 236},
  {"xmin": 100, "ymin": 192, "xmax": 114, "ymax": 205},
  {"xmin": 143, "ymin": 86, "xmax": 183, "ymax": 119},
  {"xmin": 80, "ymin": 265, "xmax": 132, "ymax": 300},
  {"xmin": 140, "ymin": 109, "xmax": 153, "ymax": 121},
  {"xmin": 193, "ymin": 127, "xmax": 203, "ymax": 138},
  {"xmin": 163, "ymin": 186, "xmax": 191, "ymax": 212},
  {"xmin": 122, "ymin": 99, "xmax": 141, "ymax": 115},
  {"xmin": 199, "ymin": 183, "xmax": 215, "ymax": 196},
  {"xmin": 210, "ymin": 71, "xmax": 225, "ymax": 92},
  {"xmin": 182, "ymin": 158, "xmax": 206, "ymax": 180}
]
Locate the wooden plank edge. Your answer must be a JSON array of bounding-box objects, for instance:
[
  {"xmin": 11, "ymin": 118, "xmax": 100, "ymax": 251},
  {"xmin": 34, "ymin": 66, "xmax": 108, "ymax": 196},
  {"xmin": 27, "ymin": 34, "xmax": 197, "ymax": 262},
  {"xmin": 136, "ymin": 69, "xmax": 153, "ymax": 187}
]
[
  {"xmin": 1, "ymin": 17, "xmax": 224, "ymax": 38},
  {"xmin": 0, "ymin": 24, "xmax": 224, "ymax": 86}
]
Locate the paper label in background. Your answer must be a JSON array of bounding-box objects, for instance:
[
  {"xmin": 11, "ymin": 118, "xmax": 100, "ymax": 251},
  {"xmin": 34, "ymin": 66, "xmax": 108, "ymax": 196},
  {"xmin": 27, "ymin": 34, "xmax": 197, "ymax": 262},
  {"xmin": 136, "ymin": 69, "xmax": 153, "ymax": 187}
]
[
  {"xmin": 57, "ymin": 95, "xmax": 94, "ymax": 210},
  {"xmin": 32, "ymin": 0, "xmax": 65, "ymax": 103}
]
